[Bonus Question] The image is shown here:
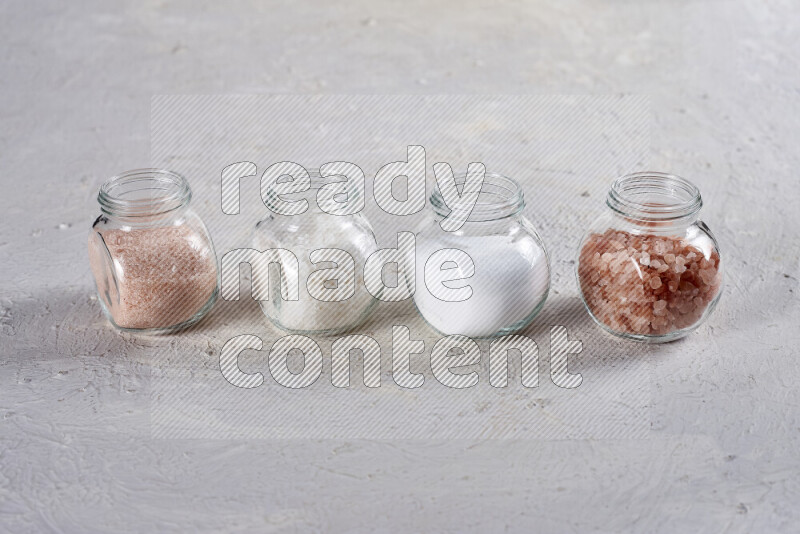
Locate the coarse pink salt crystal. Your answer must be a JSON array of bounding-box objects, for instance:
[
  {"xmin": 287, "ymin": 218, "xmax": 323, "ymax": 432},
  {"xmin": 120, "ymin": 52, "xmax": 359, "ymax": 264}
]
[
  {"xmin": 668, "ymin": 280, "xmax": 679, "ymax": 292},
  {"xmin": 649, "ymin": 276, "xmax": 662, "ymax": 289},
  {"xmin": 700, "ymin": 268, "xmax": 716, "ymax": 284}
]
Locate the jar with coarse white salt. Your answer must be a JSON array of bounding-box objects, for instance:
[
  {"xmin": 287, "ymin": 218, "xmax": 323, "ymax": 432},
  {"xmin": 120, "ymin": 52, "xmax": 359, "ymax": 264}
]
[
  {"xmin": 576, "ymin": 172, "xmax": 723, "ymax": 342},
  {"xmin": 412, "ymin": 172, "xmax": 551, "ymax": 338},
  {"xmin": 251, "ymin": 169, "xmax": 379, "ymax": 335}
]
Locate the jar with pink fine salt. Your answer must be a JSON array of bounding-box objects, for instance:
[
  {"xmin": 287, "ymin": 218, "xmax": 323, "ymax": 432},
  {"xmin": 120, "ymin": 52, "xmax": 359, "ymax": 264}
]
[
  {"xmin": 88, "ymin": 169, "xmax": 219, "ymax": 332},
  {"xmin": 576, "ymin": 172, "xmax": 723, "ymax": 342}
]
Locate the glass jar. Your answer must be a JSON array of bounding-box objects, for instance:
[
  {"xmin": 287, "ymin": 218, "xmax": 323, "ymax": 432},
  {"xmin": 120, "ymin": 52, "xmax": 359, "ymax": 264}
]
[
  {"xmin": 412, "ymin": 172, "xmax": 551, "ymax": 338},
  {"xmin": 88, "ymin": 169, "xmax": 219, "ymax": 332},
  {"xmin": 251, "ymin": 170, "xmax": 379, "ymax": 335},
  {"xmin": 576, "ymin": 172, "xmax": 723, "ymax": 342}
]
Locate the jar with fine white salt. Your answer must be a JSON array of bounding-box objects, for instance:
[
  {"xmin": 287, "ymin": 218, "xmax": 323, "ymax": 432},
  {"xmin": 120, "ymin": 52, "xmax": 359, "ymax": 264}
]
[
  {"xmin": 251, "ymin": 170, "xmax": 379, "ymax": 335},
  {"xmin": 413, "ymin": 173, "xmax": 551, "ymax": 337}
]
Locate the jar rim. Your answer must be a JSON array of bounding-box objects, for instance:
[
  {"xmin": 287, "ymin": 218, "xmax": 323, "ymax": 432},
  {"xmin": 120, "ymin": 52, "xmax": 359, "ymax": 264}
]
[
  {"xmin": 261, "ymin": 168, "xmax": 362, "ymax": 214},
  {"xmin": 98, "ymin": 169, "xmax": 192, "ymax": 217},
  {"xmin": 607, "ymin": 172, "xmax": 702, "ymax": 222},
  {"xmin": 307, "ymin": 168, "xmax": 361, "ymax": 192},
  {"xmin": 430, "ymin": 172, "xmax": 524, "ymax": 222}
]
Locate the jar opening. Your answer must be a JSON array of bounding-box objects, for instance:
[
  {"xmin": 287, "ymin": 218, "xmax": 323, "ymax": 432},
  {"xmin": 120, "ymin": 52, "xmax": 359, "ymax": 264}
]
[
  {"xmin": 305, "ymin": 169, "xmax": 331, "ymax": 190},
  {"xmin": 607, "ymin": 172, "xmax": 702, "ymax": 222},
  {"xmin": 265, "ymin": 169, "xmax": 361, "ymax": 210},
  {"xmin": 430, "ymin": 172, "xmax": 524, "ymax": 222},
  {"xmin": 306, "ymin": 169, "xmax": 361, "ymax": 194},
  {"xmin": 98, "ymin": 169, "xmax": 191, "ymax": 217}
]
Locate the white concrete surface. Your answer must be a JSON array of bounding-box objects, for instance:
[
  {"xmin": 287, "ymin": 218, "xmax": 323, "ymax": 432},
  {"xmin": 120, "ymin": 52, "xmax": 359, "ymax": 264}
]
[{"xmin": 1, "ymin": 0, "xmax": 799, "ymax": 532}]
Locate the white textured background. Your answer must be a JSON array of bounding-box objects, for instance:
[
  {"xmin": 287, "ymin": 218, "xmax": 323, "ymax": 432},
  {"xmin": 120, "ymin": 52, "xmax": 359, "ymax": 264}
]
[{"xmin": 1, "ymin": 0, "xmax": 799, "ymax": 532}]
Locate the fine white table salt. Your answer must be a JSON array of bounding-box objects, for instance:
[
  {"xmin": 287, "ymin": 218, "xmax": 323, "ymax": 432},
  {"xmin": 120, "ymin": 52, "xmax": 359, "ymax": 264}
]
[{"xmin": 413, "ymin": 231, "xmax": 550, "ymax": 337}]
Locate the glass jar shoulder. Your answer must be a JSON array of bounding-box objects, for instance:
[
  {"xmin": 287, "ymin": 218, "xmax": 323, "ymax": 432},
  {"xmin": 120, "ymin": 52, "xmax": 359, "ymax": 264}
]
[
  {"xmin": 417, "ymin": 214, "xmax": 546, "ymax": 254},
  {"xmin": 578, "ymin": 212, "xmax": 721, "ymax": 266},
  {"xmin": 89, "ymin": 208, "xmax": 218, "ymax": 279}
]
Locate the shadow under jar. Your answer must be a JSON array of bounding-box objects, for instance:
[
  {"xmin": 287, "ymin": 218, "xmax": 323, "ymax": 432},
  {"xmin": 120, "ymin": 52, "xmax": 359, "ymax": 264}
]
[
  {"xmin": 413, "ymin": 173, "xmax": 551, "ymax": 338},
  {"xmin": 576, "ymin": 172, "xmax": 723, "ymax": 342},
  {"xmin": 88, "ymin": 169, "xmax": 219, "ymax": 332},
  {"xmin": 251, "ymin": 170, "xmax": 379, "ymax": 335}
]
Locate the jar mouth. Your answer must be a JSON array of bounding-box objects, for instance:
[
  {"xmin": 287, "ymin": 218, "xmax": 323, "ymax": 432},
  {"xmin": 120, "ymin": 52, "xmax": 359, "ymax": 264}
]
[
  {"xmin": 607, "ymin": 172, "xmax": 702, "ymax": 222},
  {"xmin": 264, "ymin": 168, "xmax": 360, "ymax": 212},
  {"xmin": 98, "ymin": 169, "xmax": 191, "ymax": 217},
  {"xmin": 307, "ymin": 169, "xmax": 359, "ymax": 192},
  {"xmin": 430, "ymin": 172, "xmax": 524, "ymax": 222}
]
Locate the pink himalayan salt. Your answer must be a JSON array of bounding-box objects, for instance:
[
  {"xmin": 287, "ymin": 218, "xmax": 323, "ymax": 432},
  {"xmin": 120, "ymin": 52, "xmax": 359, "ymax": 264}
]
[
  {"xmin": 578, "ymin": 229, "xmax": 721, "ymax": 336},
  {"xmin": 88, "ymin": 225, "xmax": 217, "ymax": 329},
  {"xmin": 649, "ymin": 276, "xmax": 662, "ymax": 290}
]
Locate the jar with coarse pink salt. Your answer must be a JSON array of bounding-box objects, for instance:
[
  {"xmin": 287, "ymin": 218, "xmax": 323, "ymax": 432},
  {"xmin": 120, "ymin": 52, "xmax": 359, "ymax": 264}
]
[
  {"xmin": 576, "ymin": 172, "xmax": 723, "ymax": 342},
  {"xmin": 88, "ymin": 169, "xmax": 219, "ymax": 332}
]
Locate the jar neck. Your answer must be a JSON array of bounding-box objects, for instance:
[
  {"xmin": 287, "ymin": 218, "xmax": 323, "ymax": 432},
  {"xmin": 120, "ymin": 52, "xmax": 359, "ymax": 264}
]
[
  {"xmin": 607, "ymin": 172, "xmax": 702, "ymax": 229},
  {"xmin": 430, "ymin": 172, "xmax": 524, "ymax": 223},
  {"xmin": 98, "ymin": 169, "xmax": 192, "ymax": 222}
]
